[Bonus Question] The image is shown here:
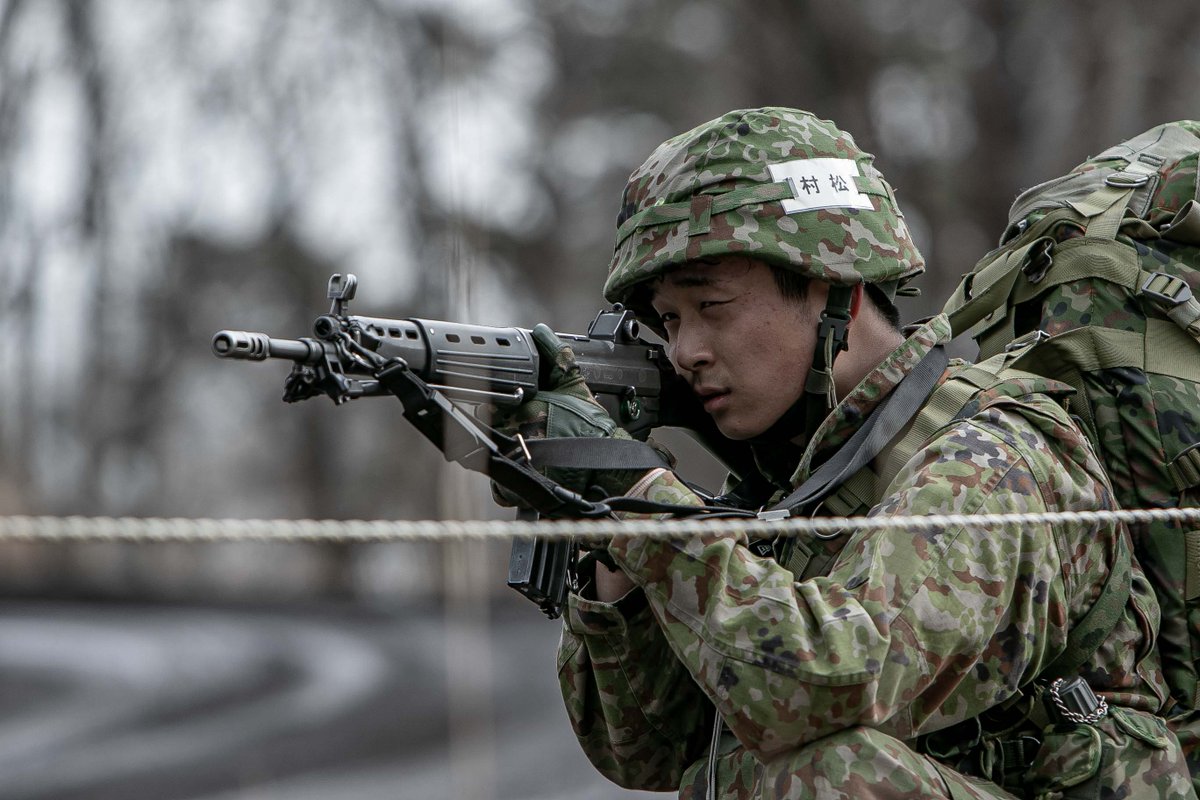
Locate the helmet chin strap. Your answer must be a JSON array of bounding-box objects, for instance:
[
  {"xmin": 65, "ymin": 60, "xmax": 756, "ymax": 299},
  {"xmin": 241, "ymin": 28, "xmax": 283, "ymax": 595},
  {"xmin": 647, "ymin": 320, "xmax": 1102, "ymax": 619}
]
[
  {"xmin": 804, "ymin": 284, "xmax": 855, "ymax": 435},
  {"xmin": 746, "ymin": 284, "xmax": 855, "ymax": 455}
]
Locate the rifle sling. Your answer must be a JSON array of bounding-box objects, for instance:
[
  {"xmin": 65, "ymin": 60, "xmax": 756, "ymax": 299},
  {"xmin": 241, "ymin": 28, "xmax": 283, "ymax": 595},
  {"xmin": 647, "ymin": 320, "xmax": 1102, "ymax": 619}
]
[
  {"xmin": 771, "ymin": 345, "xmax": 950, "ymax": 515},
  {"xmin": 525, "ymin": 436, "xmax": 671, "ymax": 471},
  {"xmin": 374, "ymin": 359, "xmax": 608, "ymax": 518}
]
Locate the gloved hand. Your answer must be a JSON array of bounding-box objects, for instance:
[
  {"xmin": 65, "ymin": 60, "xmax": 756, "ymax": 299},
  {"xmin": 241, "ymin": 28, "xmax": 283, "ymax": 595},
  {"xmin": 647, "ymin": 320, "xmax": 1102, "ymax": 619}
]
[{"xmin": 490, "ymin": 324, "xmax": 649, "ymax": 503}]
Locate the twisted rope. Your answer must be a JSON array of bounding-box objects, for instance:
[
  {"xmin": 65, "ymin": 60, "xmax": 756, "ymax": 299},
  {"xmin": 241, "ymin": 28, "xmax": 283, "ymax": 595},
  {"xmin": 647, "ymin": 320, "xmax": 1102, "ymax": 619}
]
[{"xmin": 0, "ymin": 506, "xmax": 1197, "ymax": 544}]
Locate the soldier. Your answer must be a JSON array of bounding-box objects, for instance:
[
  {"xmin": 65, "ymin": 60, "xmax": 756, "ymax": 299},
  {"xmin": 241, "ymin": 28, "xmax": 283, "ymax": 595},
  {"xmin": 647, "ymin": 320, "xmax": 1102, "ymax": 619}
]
[{"xmin": 495, "ymin": 108, "xmax": 1193, "ymax": 798}]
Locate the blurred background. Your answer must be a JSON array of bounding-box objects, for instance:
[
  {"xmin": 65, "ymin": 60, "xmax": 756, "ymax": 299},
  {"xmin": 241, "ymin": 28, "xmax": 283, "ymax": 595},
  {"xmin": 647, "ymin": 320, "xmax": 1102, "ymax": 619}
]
[{"xmin": 0, "ymin": 1, "xmax": 1195, "ymax": 798}]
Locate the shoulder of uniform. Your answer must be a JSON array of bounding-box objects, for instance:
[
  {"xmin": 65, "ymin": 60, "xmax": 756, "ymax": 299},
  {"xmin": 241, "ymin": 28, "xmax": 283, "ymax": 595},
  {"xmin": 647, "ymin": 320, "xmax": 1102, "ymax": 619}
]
[{"xmin": 943, "ymin": 353, "xmax": 1075, "ymax": 414}]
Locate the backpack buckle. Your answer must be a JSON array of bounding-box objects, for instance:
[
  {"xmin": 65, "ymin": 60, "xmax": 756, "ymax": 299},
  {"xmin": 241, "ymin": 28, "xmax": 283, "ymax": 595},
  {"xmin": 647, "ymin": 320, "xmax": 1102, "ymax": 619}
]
[
  {"xmin": 1021, "ymin": 237, "xmax": 1055, "ymax": 284},
  {"xmin": 1005, "ymin": 329, "xmax": 1051, "ymax": 353},
  {"xmin": 1105, "ymin": 171, "xmax": 1151, "ymax": 189},
  {"xmin": 1141, "ymin": 271, "xmax": 1193, "ymax": 307}
]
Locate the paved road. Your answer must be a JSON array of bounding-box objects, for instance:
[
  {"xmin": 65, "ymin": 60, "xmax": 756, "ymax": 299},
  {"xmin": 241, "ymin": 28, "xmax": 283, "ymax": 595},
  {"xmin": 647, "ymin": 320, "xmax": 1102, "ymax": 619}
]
[{"xmin": 0, "ymin": 599, "xmax": 662, "ymax": 800}]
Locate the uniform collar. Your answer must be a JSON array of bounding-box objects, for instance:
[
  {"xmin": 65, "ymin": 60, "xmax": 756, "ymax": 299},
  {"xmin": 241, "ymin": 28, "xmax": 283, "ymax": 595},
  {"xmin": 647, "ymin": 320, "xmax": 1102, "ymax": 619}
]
[{"xmin": 789, "ymin": 314, "xmax": 953, "ymax": 487}]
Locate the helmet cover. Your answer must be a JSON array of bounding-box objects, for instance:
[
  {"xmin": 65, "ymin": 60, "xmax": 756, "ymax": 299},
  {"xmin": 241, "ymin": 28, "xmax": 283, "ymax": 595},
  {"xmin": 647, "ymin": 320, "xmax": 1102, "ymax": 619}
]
[{"xmin": 604, "ymin": 107, "xmax": 924, "ymax": 306}]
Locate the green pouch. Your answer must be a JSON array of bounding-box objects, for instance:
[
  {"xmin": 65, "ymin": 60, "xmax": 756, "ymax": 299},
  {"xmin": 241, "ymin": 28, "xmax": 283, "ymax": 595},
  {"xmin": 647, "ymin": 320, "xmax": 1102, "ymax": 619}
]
[
  {"xmin": 1024, "ymin": 725, "xmax": 1102, "ymax": 798},
  {"xmin": 1110, "ymin": 706, "xmax": 1172, "ymax": 750}
]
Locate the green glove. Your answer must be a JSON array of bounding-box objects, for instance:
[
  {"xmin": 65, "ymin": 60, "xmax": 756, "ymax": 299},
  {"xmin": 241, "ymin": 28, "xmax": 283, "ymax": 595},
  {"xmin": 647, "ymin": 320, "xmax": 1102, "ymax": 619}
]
[{"xmin": 491, "ymin": 324, "xmax": 643, "ymax": 502}]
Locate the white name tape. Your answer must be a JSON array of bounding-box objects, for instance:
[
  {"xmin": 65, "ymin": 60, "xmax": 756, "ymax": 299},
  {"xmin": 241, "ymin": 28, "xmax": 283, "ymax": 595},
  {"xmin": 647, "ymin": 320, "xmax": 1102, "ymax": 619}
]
[{"xmin": 767, "ymin": 158, "xmax": 873, "ymax": 214}]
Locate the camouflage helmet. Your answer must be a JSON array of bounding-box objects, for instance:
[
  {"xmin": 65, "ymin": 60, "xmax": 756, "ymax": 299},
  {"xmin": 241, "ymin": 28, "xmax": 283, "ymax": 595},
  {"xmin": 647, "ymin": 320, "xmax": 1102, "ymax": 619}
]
[{"xmin": 603, "ymin": 107, "xmax": 925, "ymax": 307}]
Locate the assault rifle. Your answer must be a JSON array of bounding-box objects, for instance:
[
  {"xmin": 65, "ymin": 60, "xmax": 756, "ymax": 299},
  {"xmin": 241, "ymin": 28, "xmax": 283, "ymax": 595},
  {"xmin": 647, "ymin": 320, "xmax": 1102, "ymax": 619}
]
[{"xmin": 213, "ymin": 274, "xmax": 750, "ymax": 617}]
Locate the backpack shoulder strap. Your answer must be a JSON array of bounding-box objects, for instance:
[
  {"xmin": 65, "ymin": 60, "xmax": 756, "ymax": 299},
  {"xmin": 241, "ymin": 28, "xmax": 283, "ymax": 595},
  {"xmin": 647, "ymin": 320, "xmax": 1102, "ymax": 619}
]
[
  {"xmin": 818, "ymin": 353, "xmax": 1026, "ymax": 518},
  {"xmin": 941, "ymin": 214, "xmax": 1065, "ymax": 339},
  {"xmin": 835, "ymin": 341, "xmax": 1077, "ymax": 512},
  {"xmin": 873, "ymin": 359, "xmax": 1002, "ymax": 489}
]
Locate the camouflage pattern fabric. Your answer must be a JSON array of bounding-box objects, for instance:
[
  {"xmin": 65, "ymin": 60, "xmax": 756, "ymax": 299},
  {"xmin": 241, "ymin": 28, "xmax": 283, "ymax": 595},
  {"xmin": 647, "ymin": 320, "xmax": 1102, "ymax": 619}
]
[
  {"xmin": 558, "ymin": 315, "xmax": 1194, "ymax": 799},
  {"xmin": 603, "ymin": 108, "xmax": 924, "ymax": 322},
  {"xmin": 943, "ymin": 121, "xmax": 1200, "ymax": 787},
  {"xmin": 1030, "ymin": 224, "xmax": 1200, "ymax": 706},
  {"xmin": 672, "ymin": 717, "xmax": 1186, "ymax": 800}
]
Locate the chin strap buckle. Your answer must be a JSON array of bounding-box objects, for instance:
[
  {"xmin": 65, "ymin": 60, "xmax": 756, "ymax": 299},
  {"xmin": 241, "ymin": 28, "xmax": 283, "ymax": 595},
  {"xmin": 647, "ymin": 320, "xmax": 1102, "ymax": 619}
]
[{"xmin": 816, "ymin": 306, "xmax": 852, "ymax": 357}]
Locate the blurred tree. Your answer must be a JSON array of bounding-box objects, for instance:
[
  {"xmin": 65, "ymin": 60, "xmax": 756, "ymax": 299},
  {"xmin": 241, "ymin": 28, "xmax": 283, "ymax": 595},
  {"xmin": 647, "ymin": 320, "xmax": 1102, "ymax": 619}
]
[{"xmin": 0, "ymin": 0, "xmax": 1197, "ymax": 598}]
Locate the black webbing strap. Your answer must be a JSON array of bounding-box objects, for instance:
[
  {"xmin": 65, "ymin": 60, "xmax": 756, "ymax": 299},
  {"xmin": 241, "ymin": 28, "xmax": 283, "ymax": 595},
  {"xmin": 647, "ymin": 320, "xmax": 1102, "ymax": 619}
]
[
  {"xmin": 485, "ymin": 452, "xmax": 611, "ymax": 517},
  {"xmin": 524, "ymin": 437, "xmax": 671, "ymax": 471},
  {"xmin": 604, "ymin": 496, "xmax": 756, "ymax": 518},
  {"xmin": 770, "ymin": 345, "xmax": 950, "ymax": 515}
]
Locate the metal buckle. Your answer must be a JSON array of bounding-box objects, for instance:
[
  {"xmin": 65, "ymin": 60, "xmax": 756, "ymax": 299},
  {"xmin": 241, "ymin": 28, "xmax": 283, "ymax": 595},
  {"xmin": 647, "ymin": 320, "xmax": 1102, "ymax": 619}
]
[
  {"xmin": 1021, "ymin": 237, "xmax": 1055, "ymax": 284},
  {"xmin": 1105, "ymin": 171, "xmax": 1151, "ymax": 189},
  {"xmin": 1141, "ymin": 271, "xmax": 1193, "ymax": 307},
  {"xmin": 515, "ymin": 432, "xmax": 533, "ymax": 463},
  {"xmin": 1005, "ymin": 329, "xmax": 1051, "ymax": 352}
]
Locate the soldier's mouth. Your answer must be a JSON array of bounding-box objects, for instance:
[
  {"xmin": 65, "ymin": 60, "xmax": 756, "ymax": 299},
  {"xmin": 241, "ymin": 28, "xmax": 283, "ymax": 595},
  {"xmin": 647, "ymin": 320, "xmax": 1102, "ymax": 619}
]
[{"xmin": 697, "ymin": 390, "xmax": 731, "ymax": 413}]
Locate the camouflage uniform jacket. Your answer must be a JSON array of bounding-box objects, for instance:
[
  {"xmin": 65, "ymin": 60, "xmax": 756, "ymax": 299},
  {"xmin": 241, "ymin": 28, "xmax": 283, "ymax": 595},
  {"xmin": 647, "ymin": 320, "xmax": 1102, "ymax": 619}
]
[{"xmin": 557, "ymin": 314, "xmax": 1182, "ymax": 797}]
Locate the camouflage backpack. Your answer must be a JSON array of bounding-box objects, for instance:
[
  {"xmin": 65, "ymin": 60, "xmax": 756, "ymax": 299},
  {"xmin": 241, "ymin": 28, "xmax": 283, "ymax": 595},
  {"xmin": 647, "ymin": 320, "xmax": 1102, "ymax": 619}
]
[{"xmin": 941, "ymin": 121, "xmax": 1200, "ymax": 733}]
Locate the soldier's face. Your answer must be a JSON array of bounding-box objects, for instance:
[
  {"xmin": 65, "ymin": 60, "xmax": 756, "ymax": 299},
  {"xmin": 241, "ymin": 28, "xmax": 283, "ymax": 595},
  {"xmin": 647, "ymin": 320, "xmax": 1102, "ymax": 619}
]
[{"xmin": 650, "ymin": 256, "xmax": 825, "ymax": 440}]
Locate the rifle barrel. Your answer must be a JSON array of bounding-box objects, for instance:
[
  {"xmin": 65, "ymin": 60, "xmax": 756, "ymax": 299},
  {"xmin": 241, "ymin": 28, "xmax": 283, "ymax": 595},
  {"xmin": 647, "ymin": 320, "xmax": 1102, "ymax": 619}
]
[{"xmin": 211, "ymin": 330, "xmax": 327, "ymax": 364}]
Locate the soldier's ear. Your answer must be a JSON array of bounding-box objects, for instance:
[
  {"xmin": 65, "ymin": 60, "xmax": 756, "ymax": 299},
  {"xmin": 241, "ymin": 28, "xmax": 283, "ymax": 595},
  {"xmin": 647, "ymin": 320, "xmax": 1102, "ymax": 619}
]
[{"xmin": 848, "ymin": 283, "xmax": 865, "ymax": 321}]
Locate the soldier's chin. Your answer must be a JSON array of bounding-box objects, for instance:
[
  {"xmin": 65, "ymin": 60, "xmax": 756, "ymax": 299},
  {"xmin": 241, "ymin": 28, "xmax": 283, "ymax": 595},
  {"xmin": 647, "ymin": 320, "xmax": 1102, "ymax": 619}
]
[{"xmin": 712, "ymin": 413, "xmax": 769, "ymax": 441}]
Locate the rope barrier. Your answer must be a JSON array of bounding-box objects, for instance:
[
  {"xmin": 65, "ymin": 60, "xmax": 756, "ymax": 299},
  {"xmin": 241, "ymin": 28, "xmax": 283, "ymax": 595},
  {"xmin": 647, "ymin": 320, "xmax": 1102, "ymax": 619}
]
[{"xmin": 0, "ymin": 506, "xmax": 1198, "ymax": 543}]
